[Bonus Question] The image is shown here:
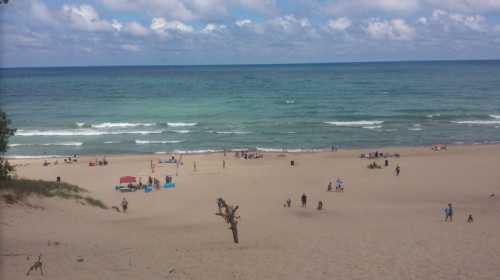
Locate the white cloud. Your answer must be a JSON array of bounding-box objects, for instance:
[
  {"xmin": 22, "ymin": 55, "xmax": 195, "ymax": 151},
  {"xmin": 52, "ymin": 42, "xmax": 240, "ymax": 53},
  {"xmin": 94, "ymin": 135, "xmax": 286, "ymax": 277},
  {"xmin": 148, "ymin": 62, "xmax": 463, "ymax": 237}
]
[
  {"xmin": 269, "ymin": 15, "xmax": 312, "ymax": 34},
  {"xmin": 201, "ymin": 23, "xmax": 227, "ymax": 34},
  {"xmin": 151, "ymin": 18, "xmax": 194, "ymax": 37},
  {"xmin": 31, "ymin": 0, "xmax": 56, "ymax": 25},
  {"xmin": 326, "ymin": 0, "xmax": 419, "ymax": 15},
  {"xmin": 235, "ymin": 19, "xmax": 252, "ymax": 27},
  {"xmin": 432, "ymin": 9, "xmax": 487, "ymax": 32},
  {"xmin": 365, "ymin": 18, "xmax": 416, "ymax": 40},
  {"xmin": 121, "ymin": 44, "xmax": 140, "ymax": 51},
  {"xmin": 102, "ymin": 0, "xmax": 195, "ymax": 21},
  {"xmin": 126, "ymin": 21, "xmax": 149, "ymax": 36},
  {"xmin": 424, "ymin": 0, "xmax": 500, "ymax": 13},
  {"xmin": 327, "ymin": 17, "xmax": 352, "ymax": 31},
  {"xmin": 112, "ymin": 20, "xmax": 123, "ymax": 32},
  {"xmin": 418, "ymin": 17, "xmax": 428, "ymax": 25},
  {"xmin": 62, "ymin": 4, "xmax": 114, "ymax": 32}
]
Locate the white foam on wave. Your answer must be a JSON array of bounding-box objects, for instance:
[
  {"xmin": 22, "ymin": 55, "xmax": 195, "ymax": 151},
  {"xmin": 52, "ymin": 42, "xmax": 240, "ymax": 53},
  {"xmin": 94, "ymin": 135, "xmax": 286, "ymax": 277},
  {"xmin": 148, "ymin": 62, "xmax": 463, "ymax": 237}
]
[
  {"xmin": 135, "ymin": 140, "xmax": 183, "ymax": 144},
  {"xmin": 214, "ymin": 131, "xmax": 251, "ymax": 135},
  {"xmin": 285, "ymin": 100, "xmax": 295, "ymax": 104},
  {"xmin": 76, "ymin": 122, "xmax": 87, "ymax": 127},
  {"xmin": 15, "ymin": 129, "xmax": 164, "ymax": 136},
  {"xmin": 408, "ymin": 123, "xmax": 423, "ymax": 131},
  {"xmin": 362, "ymin": 125, "xmax": 383, "ymax": 130},
  {"xmin": 451, "ymin": 120, "xmax": 500, "ymax": 125},
  {"xmin": 426, "ymin": 113, "xmax": 441, "ymax": 118},
  {"xmin": 489, "ymin": 115, "xmax": 500, "ymax": 119},
  {"xmin": 325, "ymin": 120, "xmax": 384, "ymax": 127},
  {"xmin": 5, "ymin": 155, "xmax": 66, "ymax": 159},
  {"xmin": 167, "ymin": 122, "xmax": 198, "ymax": 127},
  {"xmin": 91, "ymin": 122, "xmax": 155, "ymax": 128},
  {"xmin": 104, "ymin": 141, "xmax": 120, "ymax": 144},
  {"xmin": 163, "ymin": 149, "xmax": 222, "ymax": 154},
  {"xmin": 169, "ymin": 130, "xmax": 191, "ymax": 134},
  {"xmin": 9, "ymin": 142, "xmax": 83, "ymax": 147}
]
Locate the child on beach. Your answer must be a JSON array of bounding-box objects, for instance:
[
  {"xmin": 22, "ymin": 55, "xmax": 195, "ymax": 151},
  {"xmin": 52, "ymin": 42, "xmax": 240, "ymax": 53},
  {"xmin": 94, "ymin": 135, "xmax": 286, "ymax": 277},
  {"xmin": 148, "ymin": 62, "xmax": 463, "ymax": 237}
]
[
  {"xmin": 395, "ymin": 165, "xmax": 401, "ymax": 176},
  {"xmin": 336, "ymin": 178, "xmax": 344, "ymax": 192},
  {"xmin": 327, "ymin": 182, "xmax": 333, "ymax": 192},
  {"xmin": 121, "ymin": 198, "xmax": 128, "ymax": 213}
]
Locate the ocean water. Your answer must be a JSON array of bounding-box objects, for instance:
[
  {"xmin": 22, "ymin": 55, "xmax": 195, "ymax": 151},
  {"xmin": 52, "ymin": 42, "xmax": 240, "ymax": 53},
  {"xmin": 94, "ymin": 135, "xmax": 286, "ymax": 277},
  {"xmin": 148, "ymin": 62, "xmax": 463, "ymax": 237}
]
[{"xmin": 1, "ymin": 61, "xmax": 500, "ymax": 157}]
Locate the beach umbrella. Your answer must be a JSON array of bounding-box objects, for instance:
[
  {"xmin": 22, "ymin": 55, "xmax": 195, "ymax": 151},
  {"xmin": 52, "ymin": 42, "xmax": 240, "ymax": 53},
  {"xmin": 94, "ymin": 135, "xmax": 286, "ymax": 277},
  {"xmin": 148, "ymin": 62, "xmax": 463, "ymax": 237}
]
[{"xmin": 120, "ymin": 176, "xmax": 136, "ymax": 184}]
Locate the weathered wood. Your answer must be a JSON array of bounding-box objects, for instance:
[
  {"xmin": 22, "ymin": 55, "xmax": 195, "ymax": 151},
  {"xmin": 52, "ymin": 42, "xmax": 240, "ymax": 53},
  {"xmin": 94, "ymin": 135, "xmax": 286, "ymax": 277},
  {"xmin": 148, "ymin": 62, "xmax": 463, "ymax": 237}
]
[{"xmin": 215, "ymin": 198, "xmax": 240, "ymax": 243}]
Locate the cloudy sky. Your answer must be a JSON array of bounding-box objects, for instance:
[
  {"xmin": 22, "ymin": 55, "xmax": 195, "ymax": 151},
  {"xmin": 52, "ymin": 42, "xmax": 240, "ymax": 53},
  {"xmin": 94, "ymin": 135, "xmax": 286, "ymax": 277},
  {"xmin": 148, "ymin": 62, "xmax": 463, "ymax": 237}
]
[{"xmin": 1, "ymin": 0, "xmax": 500, "ymax": 67}]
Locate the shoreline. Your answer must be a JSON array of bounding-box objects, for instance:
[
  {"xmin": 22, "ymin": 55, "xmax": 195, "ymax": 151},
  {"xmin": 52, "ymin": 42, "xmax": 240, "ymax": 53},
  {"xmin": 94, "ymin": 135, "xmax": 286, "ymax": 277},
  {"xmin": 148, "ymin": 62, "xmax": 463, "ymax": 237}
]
[{"xmin": 5, "ymin": 142, "xmax": 500, "ymax": 160}]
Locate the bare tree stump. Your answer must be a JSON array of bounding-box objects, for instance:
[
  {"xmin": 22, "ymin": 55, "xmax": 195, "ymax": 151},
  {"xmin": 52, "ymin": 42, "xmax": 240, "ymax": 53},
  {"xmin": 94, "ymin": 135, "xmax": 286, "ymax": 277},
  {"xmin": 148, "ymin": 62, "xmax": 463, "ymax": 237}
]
[{"xmin": 215, "ymin": 198, "xmax": 240, "ymax": 244}]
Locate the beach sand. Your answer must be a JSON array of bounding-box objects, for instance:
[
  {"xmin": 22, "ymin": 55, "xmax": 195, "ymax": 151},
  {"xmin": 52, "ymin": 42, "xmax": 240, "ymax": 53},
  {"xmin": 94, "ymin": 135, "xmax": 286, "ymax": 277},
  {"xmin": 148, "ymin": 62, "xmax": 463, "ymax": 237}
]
[{"xmin": 2, "ymin": 145, "xmax": 500, "ymax": 280}]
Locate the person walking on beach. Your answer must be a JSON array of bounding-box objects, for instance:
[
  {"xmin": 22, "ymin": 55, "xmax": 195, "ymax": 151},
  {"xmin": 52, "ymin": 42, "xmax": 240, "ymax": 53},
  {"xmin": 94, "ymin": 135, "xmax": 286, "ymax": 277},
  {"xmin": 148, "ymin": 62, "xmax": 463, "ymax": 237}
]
[
  {"xmin": 395, "ymin": 165, "xmax": 401, "ymax": 176},
  {"xmin": 301, "ymin": 193, "xmax": 307, "ymax": 208},
  {"xmin": 121, "ymin": 198, "xmax": 128, "ymax": 213},
  {"xmin": 327, "ymin": 181, "xmax": 333, "ymax": 192},
  {"xmin": 56, "ymin": 176, "xmax": 61, "ymax": 184},
  {"xmin": 193, "ymin": 161, "xmax": 197, "ymax": 172},
  {"xmin": 222, "ymin": 159, "xmax": 226, "ymax": 169},
  {"xmin": 444, "ymin": 203, "xmax": 453, "ymax": 222}
]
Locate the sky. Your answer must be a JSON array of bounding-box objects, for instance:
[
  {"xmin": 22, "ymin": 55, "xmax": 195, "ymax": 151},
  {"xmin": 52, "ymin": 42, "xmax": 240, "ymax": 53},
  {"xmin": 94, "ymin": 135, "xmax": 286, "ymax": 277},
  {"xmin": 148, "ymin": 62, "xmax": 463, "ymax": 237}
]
[{"xmin": 1, "ymin": 0, "xmax": 500, "ymax": 67}]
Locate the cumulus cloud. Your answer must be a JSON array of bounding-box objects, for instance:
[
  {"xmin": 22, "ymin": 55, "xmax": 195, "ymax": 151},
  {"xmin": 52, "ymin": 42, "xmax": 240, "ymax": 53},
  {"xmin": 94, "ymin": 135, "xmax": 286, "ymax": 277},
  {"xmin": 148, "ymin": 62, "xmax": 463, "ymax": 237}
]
[
  {"xmin": 101, "ymin": 0, "xmax": 276, "ymax": 20},
  {"xmin": 125, "ymin": 21, "xmax": 149, "ymax": 37},
  {"xmin": 327, "ymin": 17, "xmax": 352, "ymax": 31},
  {"xmin": 424, "ymin": 0, "xmax": 500, "ymax": 13},
  {"xmin": 150, "ymin": 18, "xmax": 195, "ymax": 36},
  {"xmin": 235, "ymin": 19, "xmax": 253, "ymax": 27},
  {"xmin": 201, "ymin": 23, "xmax": 227, "ymax": 34},
  {"xmin": 326, "ymin": 0, "xmax": 419, "ymax": 15},
  {"xmin": 432, "ymin": 9, "xmax": 487, "ymax": 32},
  {"xmin": 269, "ymin": 15, "xmax": 313, "ymax": 34},
  {"xmin": 112, "ymin": 20, "xmax": 123, "ymax": 32},
  {"xmin": 62, "ymin": 4, "xmax": 115, "ymax": 32},
  {"xmin": 102, "ymin": 0, "xmax": 195, "ymax": 21},
  {"xmin": 365, "ymin": 18, "xmax": 416, "ymax": 40}
]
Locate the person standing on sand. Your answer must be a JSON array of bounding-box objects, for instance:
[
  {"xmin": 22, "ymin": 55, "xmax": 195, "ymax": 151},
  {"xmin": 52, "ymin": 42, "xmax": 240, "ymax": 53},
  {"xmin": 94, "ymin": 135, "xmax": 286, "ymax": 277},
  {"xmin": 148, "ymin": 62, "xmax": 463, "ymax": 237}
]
[
  {"xmin": 193, "ymin": 160, "xmax": 197, "ymax": 172},
  {"xmin": 222, "ymin": 159, "xmax": 226, "ymax": 169},
  {"xmin": 395, "ymin": 165, "xmax": 401, "ymax": 176},
  {"xmin": 327, "ymin": 181, "xmax": 333, "ymax": 192},
  {"xmin": 301, "ymin": 193, "xmax": 307, "ymax": 208},
  {"xmin": 444, "ymin": 203, "xmax": 453, "ymax": 222},
  {"xmin": 121, "ymin": 198, "xmax": 128, "ymax": 213}
]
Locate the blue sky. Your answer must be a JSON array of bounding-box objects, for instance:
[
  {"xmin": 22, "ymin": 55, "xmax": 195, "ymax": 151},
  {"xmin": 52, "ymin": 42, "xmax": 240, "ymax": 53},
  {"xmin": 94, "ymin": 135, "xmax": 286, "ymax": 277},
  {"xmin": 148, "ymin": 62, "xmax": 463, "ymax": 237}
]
[{"xmin": 1, "ymin": 0, "xmax": 500, "ymax": 67}]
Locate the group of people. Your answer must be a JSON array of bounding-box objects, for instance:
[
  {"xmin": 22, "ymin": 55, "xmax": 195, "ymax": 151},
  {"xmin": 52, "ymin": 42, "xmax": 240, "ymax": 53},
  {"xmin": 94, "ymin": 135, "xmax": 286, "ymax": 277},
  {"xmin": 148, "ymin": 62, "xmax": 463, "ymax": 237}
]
[
  {"xmin": 235, "ymin": 151, "xmax": 263, "ymax": 160},
  {"xmin": 327, "ymin": 178, "xmax": 344, "ymax": 192},
  {"xmin": 284, "ymin": 193, "xmax": 324, "ymax": 211},
  {"xmin": 89, "ymin": 157, "xmax": 108, "ymax": 166}
]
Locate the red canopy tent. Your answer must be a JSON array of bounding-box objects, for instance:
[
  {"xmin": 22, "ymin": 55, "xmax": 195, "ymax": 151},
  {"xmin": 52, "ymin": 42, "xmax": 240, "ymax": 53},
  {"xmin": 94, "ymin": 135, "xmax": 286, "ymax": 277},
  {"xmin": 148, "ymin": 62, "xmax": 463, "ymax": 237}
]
[{"xmin": 120, "ymin": 176, "xmax": 136, "ymax": 184}]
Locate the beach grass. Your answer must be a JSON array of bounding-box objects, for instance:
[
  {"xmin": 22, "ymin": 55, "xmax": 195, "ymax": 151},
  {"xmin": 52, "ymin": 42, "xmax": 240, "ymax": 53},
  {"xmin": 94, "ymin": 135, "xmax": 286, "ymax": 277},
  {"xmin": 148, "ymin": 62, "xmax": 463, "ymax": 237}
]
[{"xmin": 0, "ymin": 179, "xmax": 108, "ymax": 209}]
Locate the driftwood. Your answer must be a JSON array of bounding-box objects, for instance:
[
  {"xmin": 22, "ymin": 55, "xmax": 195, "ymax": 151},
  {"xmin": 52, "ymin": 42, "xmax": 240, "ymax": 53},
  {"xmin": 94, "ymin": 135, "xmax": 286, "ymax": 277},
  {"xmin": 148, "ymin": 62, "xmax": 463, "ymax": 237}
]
[
  {"xmin": 215, "ymin": 198, "xmax": 240, "ymax": 243},
  {"xmin": 26, "ymin": 254, "xmax": 43, "ymax": 276}
]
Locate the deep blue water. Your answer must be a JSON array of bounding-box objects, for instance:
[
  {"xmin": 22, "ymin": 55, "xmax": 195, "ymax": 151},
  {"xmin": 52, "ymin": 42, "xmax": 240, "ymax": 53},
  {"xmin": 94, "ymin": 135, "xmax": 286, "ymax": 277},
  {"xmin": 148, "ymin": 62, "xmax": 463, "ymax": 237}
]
[{"xmin": 1, "ymin": 61, "xmax": 500, "ymax": 157}]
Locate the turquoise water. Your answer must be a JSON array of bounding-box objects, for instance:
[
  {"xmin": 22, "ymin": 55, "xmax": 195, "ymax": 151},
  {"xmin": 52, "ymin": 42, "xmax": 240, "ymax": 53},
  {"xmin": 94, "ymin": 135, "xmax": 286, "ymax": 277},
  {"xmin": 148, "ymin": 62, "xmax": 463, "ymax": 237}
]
[{"xmin": 1, "ymin": 61, "xmax": 500, "ymax": 156}]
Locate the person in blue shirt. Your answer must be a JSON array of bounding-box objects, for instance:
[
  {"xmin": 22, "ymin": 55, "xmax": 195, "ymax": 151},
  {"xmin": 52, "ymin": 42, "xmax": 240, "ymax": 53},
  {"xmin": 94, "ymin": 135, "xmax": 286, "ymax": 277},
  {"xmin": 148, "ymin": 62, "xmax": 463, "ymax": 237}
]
[{"xmin": 445, "ymin": 203, "xmax": 453, "ymax": 222}]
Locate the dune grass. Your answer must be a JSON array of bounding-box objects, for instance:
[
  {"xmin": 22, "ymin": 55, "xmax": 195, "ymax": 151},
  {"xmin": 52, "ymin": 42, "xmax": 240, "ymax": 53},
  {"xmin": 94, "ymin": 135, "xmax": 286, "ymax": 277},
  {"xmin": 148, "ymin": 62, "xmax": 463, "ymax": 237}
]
[{"xmin": 0, "ymin": 179, "xmax": 108, "ymax": 209}]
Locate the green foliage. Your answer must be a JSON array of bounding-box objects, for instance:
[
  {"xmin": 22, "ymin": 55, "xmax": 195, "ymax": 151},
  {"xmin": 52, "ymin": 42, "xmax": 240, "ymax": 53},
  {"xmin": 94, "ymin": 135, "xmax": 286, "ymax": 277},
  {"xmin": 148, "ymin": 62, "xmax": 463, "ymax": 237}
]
[
  {"xmin": 0, "ymin": 110, "xmax": 16, "ymax": 179},
  {"xmin": 0, "ymin": 179, "xmax": 108, "ymax": 209}
]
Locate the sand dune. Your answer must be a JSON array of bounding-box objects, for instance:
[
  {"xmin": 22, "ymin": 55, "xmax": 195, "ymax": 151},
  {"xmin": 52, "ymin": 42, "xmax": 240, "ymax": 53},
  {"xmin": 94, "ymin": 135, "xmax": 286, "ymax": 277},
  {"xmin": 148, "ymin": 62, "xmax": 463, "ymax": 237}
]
[{"xmin": 2, "ymin": 145, "xmax": 500, "ymax": 279}]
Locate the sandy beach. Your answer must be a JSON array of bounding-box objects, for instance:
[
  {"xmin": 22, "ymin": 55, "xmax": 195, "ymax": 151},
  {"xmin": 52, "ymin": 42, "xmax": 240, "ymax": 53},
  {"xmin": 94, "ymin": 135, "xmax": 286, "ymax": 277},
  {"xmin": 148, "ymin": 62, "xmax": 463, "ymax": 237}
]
[{"xmin": 2, "ymin": 144, "xmax": 500, "ymax": 280}]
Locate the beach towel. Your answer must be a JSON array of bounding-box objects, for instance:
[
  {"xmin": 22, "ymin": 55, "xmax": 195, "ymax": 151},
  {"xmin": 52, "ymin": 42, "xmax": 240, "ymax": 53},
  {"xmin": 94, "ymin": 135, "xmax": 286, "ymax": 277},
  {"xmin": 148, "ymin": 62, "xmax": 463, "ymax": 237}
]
[
  {"xmin": 144, "ymin": 187, "xmax": 152, "ymax": 193},
  {"xmin": 164, "ymin": 182, "xmax": 176, "ymax": 189}
]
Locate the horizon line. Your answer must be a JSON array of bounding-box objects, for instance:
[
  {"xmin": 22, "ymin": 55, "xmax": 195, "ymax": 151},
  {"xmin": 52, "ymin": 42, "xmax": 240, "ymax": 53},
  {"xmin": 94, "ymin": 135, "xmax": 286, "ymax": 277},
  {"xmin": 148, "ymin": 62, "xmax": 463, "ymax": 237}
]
[{"xmin": 1, "ymin": 58, "xmax": 500, "ymax": 69}]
